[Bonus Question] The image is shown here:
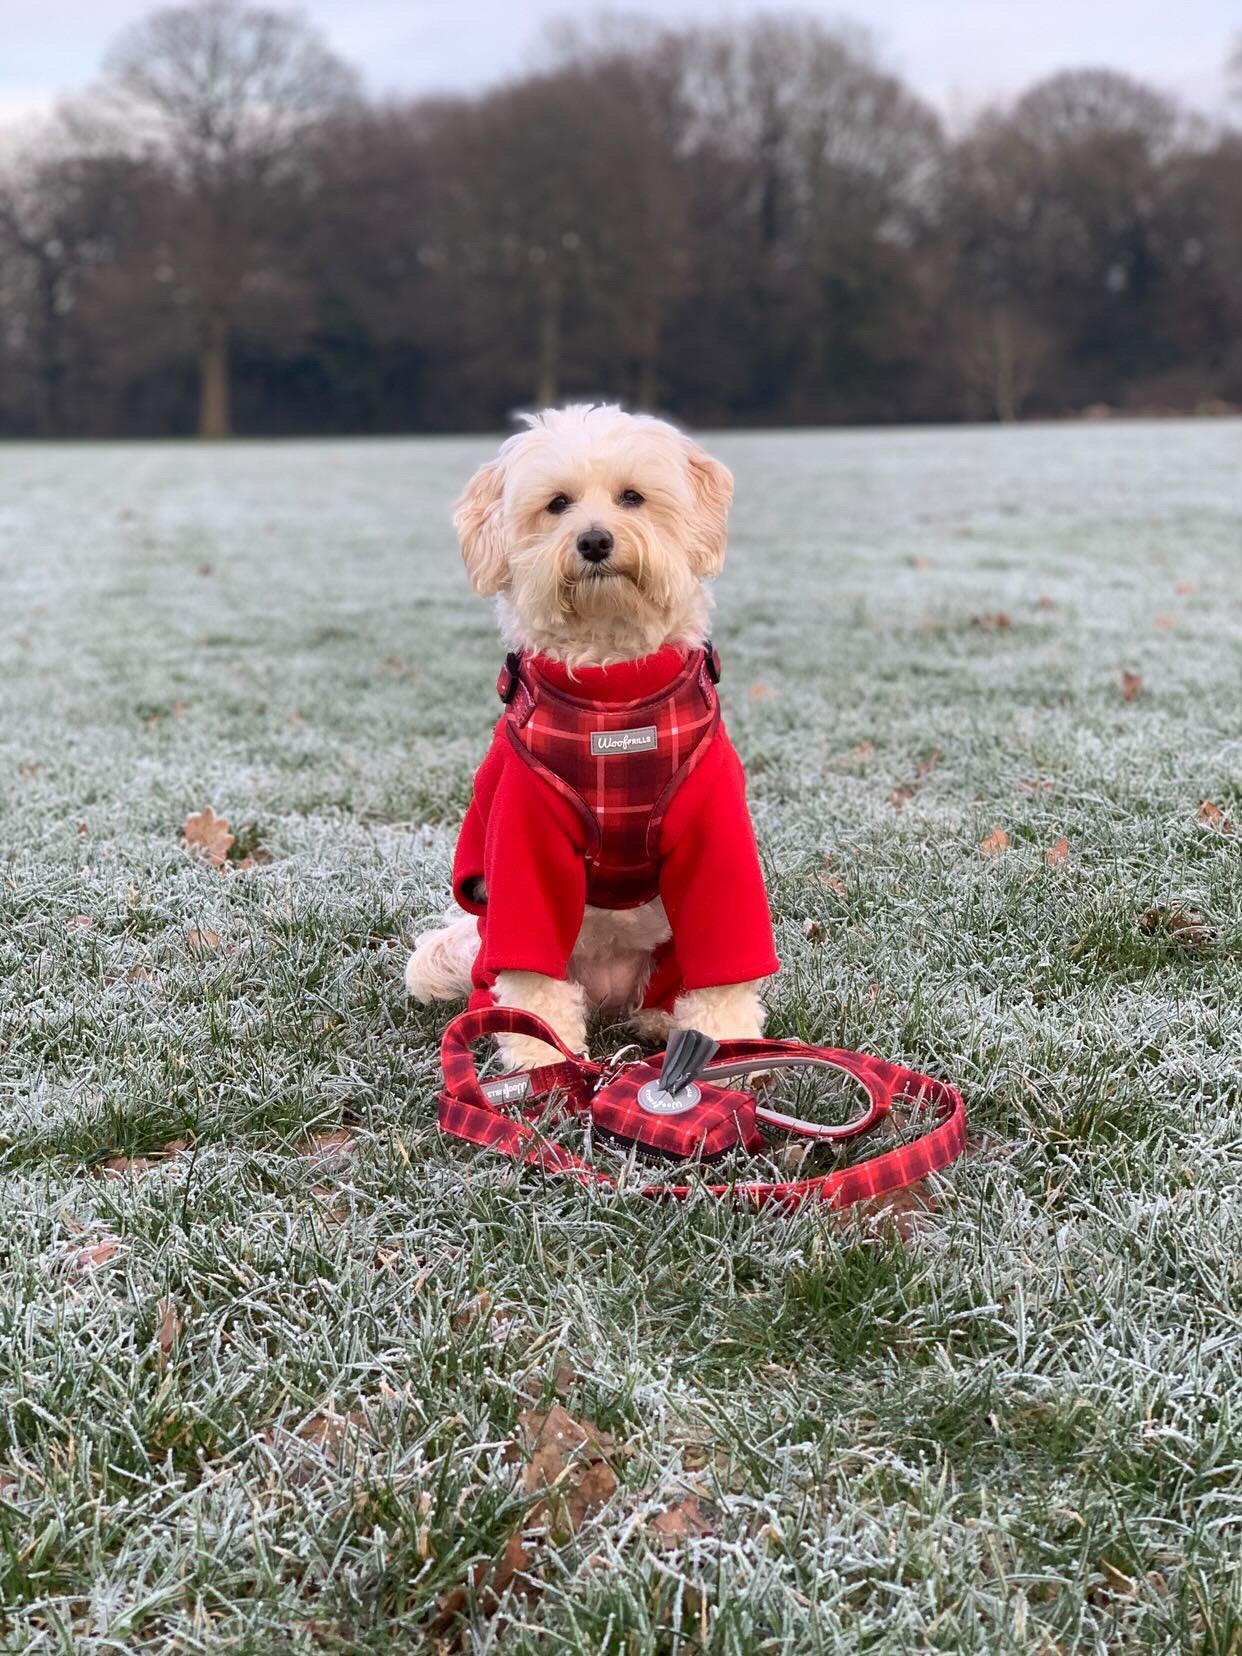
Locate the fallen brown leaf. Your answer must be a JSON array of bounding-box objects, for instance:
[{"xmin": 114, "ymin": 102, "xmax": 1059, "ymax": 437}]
[
  {"xmin": 154, "ymin": 1299, "xmax": 182, "ymax": 1368},
  {"xmin": 65, "ymin": 915, "xmax": 94, "ymax": 934},
  {"xmin": 1196, "ymin": 799, "xmax": 1234, "ymax": 833},
  {"xmin": 295, "ymin": 1409, "xmax": 367, "ymax": 1452},
  {"xmin": 1094, "ymin": 1559, "xmax": 1138, "ymax": 1600},
  {"xmin": 650, "ymin": 1493, "xmax": 717, "ymax": 1545},
  {"xmin": 516, "ymin": 1405, "xmax": 619, "ymax": 1537},
  {"xmin": 100, "ymin": 1155, "xmax": 158, "ymax": 1179},
  {"xmin": 301, "ymin": 1129, "xmax": 357, "ymax": 1171},
  {"xmin": 71, "ymin": 1238, "xmax": 121, "ymax": 1270},
  {"xmin": 916, "ymin": 746, "xmax": 944, "ymax": 777},
  {"xmin": 747, "ymin": 682, "xmax": 775, "ymax": 700},
  {"xmin": 1154, "ymin": 614, "xmax": 1177, "ymax": 630},
  {"xmin": 1174, "ymin": 581, "xmax": 1196, "ymax": 596},
  {"xmin": 181, "ymin": 808, "xmax": 234, "ymax": 869},
  {"xmin": 970, "ymin": 611, "xmax": 1012, "ymax": 630},
  {"xmin": 980, "ymin": 828, "xmax": 1010, "ymax": 857},
  {"xmin": 1138, "ymin": 904, "xmax": 1217, "ymax": 948},
  {"xmin": 863, "ymin": 1184, "xmax": 940, "ymax": 1242},
  {"xmin": 435, "ymin": 1404, "xmax": 623, "ymax": 1634},
  {"xmin": 888, "ymin": 784, "xmax": 917, "ymax": 808},
  {"xmin": 1120, "ymin": 670, "xmax": 1143, "ymax": 703},
  {"xmin": 185, "ymin": 929, "xmax": 220, "ymax": 956},
  {"xmin": 802, "ymin": 918, "xmax": 826, "ymax": 943},
  {"xmin": 1046, "ymin": 836, "xmax": 1070, "ymax": 865},
  {"xmin": 453, "ymin": 1289, "xmax": 492, "ymax": 1329}
]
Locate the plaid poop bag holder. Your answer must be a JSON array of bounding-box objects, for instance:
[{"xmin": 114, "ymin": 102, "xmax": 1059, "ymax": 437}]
[{"xmin": 438, "ymin": 1007, "xmax": 967, "ymax": 1209}]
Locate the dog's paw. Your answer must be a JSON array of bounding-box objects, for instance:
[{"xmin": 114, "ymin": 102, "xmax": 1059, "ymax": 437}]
[{"xmin": 671, "ymin": 982, "xmax": 766, "ymax": 1043}]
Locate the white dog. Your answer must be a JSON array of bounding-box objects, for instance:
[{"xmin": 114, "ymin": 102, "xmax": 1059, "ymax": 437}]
[{"xmin": 405, "ymin": 404, "xmax": 778, "ymax": 1069}]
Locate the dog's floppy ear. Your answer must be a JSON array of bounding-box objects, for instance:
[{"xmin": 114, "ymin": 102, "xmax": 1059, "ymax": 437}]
[
  {"xmin": 683, "ymin": 441, "xmax": 733, "ymax": 577},
  {"xmin": 454, "ymin": 458, "xmax": 509, "ymax": 596}
]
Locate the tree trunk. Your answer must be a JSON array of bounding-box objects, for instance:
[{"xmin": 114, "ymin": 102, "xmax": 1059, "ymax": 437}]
[
  {"xmin": 198, "ymin": 312, "xmax": 232, "ymax": 438},
  {"xmin": 992, "ymin": 307, "xmax": 1017, "ymax": 423},
  {"xmin": 535, "ymin": 274, "xmax": 561, "ymax": 408},
  {"xmin": 37, "ymin": 263, "xmax": 64, "ymax": 436}
]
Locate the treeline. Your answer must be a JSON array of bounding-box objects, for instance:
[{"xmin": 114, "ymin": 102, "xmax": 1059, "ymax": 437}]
[{"xmin": 1, "ymin": 1, "xmax": 1239, "ymax": 437}]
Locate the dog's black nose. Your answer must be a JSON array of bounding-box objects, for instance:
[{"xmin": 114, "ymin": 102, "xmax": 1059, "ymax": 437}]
[{"xmin": 577, "ymin": 527, "xmax": 614, "ymax": 563}]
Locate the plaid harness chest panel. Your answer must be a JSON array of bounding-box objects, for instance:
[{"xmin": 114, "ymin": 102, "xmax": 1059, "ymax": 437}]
[{"xmin": 499, "ymin": 647, "xmax": 721, "ymax": 908}]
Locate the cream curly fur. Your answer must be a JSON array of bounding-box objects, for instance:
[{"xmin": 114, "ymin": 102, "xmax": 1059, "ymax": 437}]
[{"xmin": 404, "ymin": 404, "xmax": 770, "ymax": 1065}]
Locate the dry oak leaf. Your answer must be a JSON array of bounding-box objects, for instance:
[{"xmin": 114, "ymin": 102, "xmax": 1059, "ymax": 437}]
[
  {"xmin": 515, "ymin": 1405, "xmax": 619, "ymax": 1537},
  {"xmin": 185, "ymin": 929, "xmax": 220, "ymax": 956},
  {"xmin": 1120, "ymin": 670, "xmax": 1143, "ymax": 703},
  {"xmin": 1196, "ymin": 800, "xmax": 1234, "ymax": 833},
  {"xmin": 154, "ymin": 1299, "xmax": 183, "ymax": 1368},
  {"xmin": 301, "ymin": 1129, "xmax": 357, "ymax": 1171},
  {"xmin": 1046, "ymin": 836, "xmax": 1070, "ymax": 865},
  {"xmin": 858, "ymin": 1184, "xmax": 940, "ymax": 1244},
  {"xmin": 452, "ymin": 1289, "xmax": 493, "ymax": 1329},
  {"xmin": 980, "ymin": 828, "xmax": 1010, "ymax": 858},
  {"xmin": 71, "ymin": 1237, "xmax": 121, "ymax": 1271},
  {"xmin": 1174, "ymin": 581, "xmax": 1197, "ymax": 596},
  {"xmin": 100, "ymin": 1155, "xmax": 158, "ymax": 1179},
  {"xmin": 650, "ymin": 1493, "xmax": 718, "ymax": 1545},
  {"xmin": 1138, "ymin": 904, "xmax": 1217, "ymax": 948},
  {"xmin": 181, "ymin": 808, "xmax": 234, "ymax": 869},
  {"xmin": 295, "ymin": 1408, "xmax": 368, "ymax": 1452}
]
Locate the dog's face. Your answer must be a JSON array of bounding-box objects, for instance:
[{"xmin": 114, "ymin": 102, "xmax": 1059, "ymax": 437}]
[{"xmin": 454, "ymin": 405, "xmax": 733, "ymax": 662}]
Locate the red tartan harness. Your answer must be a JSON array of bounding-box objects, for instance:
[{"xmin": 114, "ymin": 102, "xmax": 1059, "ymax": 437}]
[
  {"xmin": 497, "ymin": 644, "xmax": 721, "ymax": 908},
  {"xmin": 438, "ymin": 1006, "xmax": 968, "ymax": 1211}
]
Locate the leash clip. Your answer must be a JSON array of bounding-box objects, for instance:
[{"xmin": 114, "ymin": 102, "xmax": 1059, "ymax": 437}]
[{"xmin": 593, "ymin": 1043, "xmax": 643, "ymax": 1094}]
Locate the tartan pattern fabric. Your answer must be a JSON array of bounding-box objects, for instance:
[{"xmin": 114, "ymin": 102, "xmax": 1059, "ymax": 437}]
[
  {"xmin": 591, "ymin": 1063, "xmax": 767, "ymax": 1162},
  {"xmin": 437, "ymin": 1008, "xmax": 967, "ymax": 1210},
  {"xmin": 501, "ymin": 647, "xmax": 720, "ymax": 908}
]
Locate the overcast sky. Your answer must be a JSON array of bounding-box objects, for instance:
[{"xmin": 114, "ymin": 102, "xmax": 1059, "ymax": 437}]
[{"xmin": 2, "ymin": 0, "xmax": 1238, "ymax": 130}]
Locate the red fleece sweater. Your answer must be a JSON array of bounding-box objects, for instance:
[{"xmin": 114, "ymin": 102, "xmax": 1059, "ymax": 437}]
[{"xmin": 452, "ymin": 646, "xmax": 779, "ymax": 1009}]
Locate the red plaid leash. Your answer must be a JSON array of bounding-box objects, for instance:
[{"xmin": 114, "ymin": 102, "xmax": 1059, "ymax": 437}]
[{"xmin": 438, "ymin": 1008, "xmax": 967, "ymax": 1210}]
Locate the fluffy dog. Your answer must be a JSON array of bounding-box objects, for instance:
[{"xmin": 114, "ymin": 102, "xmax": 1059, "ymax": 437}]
[{"xmin": 405, "ymin": 404, "xmax": 778, "ymax": 1068}]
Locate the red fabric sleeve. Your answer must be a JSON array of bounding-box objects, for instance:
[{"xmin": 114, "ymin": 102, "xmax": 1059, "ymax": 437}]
[
  {"xmin": 460, "ymin": 731, "xmax": 589, "ymax": 982},
  {"xmin": 656, "ymin": 731, "xmax": 780, "ymax": 991}
]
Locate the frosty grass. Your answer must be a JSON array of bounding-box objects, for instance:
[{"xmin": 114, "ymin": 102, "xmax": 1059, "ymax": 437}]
[{"xmin": 0, "ymin": 421, "xmax": 1239, "ymax": 1653}]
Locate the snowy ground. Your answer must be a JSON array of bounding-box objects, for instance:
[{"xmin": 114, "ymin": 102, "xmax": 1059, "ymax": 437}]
[{"xmin": 0, "ymin": 421, "xmax": 1239, "ymax": 1652}]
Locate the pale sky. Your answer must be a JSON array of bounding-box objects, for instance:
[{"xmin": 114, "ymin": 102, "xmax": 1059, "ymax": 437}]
[{"xmin": 1, "ymin": 0, "xmax": 1238, "ymax": 130}]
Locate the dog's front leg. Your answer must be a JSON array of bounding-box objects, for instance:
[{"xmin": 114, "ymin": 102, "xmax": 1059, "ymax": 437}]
[
  {"xmin": 671, "ymin": 980, "xmax": 766, "ymax": 1042},
  {"xmin": 492, "ymin": 970, "xmax": 588, "ymax": 1069}
]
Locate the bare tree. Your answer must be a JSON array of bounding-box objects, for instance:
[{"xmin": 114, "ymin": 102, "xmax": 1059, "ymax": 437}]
[
  {"xmin": 87, "ymin": 0, "xmax": 359, "ymax": 435},
  {"xmin": 0, "ymin": 130, "xmax": 137, "ymax": 432}
]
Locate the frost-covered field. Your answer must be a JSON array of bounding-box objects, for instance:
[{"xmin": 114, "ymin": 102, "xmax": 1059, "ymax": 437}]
[{"xmin": 0, "ymin": 421, "xmax": 1239, "ymax": 1653}]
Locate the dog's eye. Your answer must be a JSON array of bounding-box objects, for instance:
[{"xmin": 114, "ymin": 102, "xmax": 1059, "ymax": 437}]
[
  {"xmin": 619, "ymin": 489, "xmax": 645, "ymax": 507},
  {"xmin": 546, "ymin": 494, "xmax": 571, "ymax": 515}
]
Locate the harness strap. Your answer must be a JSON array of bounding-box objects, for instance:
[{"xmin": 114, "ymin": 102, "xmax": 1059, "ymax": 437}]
[
  {"xmin": 496, "ymin": 646, "xmax": 722, "ymax": 870},
  {"xmin": 437, "ymin": 1008, "xmax": 967, "ymax": 1211}
]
